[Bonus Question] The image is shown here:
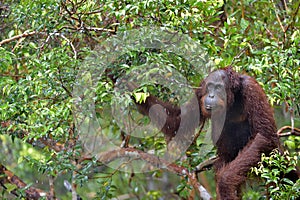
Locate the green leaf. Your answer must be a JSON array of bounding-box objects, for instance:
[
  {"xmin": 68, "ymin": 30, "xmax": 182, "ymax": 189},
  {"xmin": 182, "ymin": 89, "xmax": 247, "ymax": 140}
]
[
  {"xmin": 133, "ymin": 92, "xmax": 149, "ymax": 104},
  {"xmin": 4, "ymin": 183, "xmax": 18, "ymax": 193},
  {"xmin": 240, "ymin": 18, "xmax": 249, "ymax": 32},
  {"xmin": 8, "ymin": 30, "xmax": 15, "ymax": 38},
  {"xmin": 285, "ymin": 140, "xmax": 295, "ymax": 149}
]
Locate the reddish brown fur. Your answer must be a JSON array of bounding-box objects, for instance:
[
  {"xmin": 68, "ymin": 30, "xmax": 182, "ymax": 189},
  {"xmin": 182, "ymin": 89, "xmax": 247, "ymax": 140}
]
[{"xmin": 135, "ymin": 67, "xmax": 298, "ymax": 199}]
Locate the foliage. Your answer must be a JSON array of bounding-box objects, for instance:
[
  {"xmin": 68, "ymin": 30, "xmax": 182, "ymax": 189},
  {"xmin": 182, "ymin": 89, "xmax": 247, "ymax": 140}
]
[
  {"xmin": 251, "ymin": 150, "xmax": 300, "ymax": 200},
  {"xmin": 0, "ymin": 0, "xmax": 299, "ymax": 199}
]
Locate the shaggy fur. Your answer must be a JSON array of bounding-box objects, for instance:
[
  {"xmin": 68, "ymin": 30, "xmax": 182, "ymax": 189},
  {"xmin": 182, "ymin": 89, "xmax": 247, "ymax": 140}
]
[{"xmin": 135, "ymin": 67, "xmax": 297, "ymax": 199}]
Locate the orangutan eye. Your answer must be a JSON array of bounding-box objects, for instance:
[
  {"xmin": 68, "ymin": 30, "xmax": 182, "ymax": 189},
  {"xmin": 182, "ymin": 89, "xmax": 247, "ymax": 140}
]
[
  {"xmin": 206, "ymin": 82, "xmax": 214, "ymax": 91},
  {"xmin": 215, "ymin": 84, "xmax": 224, "ymax": 90}
]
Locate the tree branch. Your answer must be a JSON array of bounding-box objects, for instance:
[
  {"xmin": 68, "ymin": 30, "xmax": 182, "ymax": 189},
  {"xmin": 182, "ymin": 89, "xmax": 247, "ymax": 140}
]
[
  {"xmin": 82, "ymin": 147, "xmax": 212, "ymax": 200},
  {"xmin": 284, "ymin": 2, "xmax": 300, "ymax": 32},
  {"xmin": 277, "ymin": 125, "xmax": 300, "ymax": 137},
  {"xmin": 271, "ymin": 0, "xmax": 287, "ymax": 40},
  {"xmin": 0, "ymin": 164, "xmax": 54, "ymax": 199},
  {"xmin": 0, "ymin": 31, "xmax": 37, "ymax": 46},
  {"xmin": 1, "ymin": 121, "xmax": 64, "ymax": 152},
  {"xmin": 195, "ymin": 156, "xmax": 218, "ymax": 173}
]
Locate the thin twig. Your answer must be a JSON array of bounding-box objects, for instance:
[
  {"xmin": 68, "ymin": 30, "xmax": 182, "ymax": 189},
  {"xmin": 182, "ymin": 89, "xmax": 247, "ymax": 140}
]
[
  {"xmin": 1, "ymin": 121, "xmax": 64, "ymax": 152},
  {"xmin": 271, "ymin": 0, "xmax": 287, "ymax": 39},
  {"xmin": 57, "ymin": 66, "xmax": 73, "ymax": 97},
  {"xmin": 277, "ymin": 125, "xmax": 300, "ymax": 136},
  {"xmin": 82, "ymin": 26, "xmax": 116, "ymax": 33},
  {"xmin": 0, "ymin": 31, "xmax": 37, "ymax": 46},
  {"xmin": 60, "ymin": 34, "xmax": 77, "ymax": 59},
  {"xmin": 195, "ymin": 156, "xmax": 218, "ymax": 172},
  {"xmin": 284, "ymin": 1, "xmax": 300, "ymax": 32}
]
